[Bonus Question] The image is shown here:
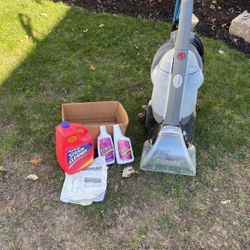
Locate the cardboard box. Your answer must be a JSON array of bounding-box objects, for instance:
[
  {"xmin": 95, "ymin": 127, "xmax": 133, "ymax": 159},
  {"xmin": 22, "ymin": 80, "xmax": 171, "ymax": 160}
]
[{"xmin": 62, "ymin": 101, "xmax": 129, "ymax": 147}]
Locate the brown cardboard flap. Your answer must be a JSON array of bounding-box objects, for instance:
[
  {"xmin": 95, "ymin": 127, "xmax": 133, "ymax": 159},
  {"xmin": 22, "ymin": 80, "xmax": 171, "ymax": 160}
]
[
  {"xmin": 63, "ymin": 102, "xmax": 118, "ymax": 120},
  {"xmin": 62, "ymin": 101, "xmax": 129, "ymax": 148},
  {"xmin": 65, "ymin": 117, "xmax": 117, "ymax": 124},
  {"xmin": 116, "ymin": 102, "xmax": 128, "ymax": 124}
]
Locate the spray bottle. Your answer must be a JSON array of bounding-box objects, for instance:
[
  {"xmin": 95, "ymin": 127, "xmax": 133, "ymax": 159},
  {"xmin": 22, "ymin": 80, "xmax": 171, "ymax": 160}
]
[
  {"xmin": 113, "ymin": 124, "xmax": 134, "ymax": 164},
  {"xmin": 97, "ymin": 125, "xmax": 115, "ymax": 165}
]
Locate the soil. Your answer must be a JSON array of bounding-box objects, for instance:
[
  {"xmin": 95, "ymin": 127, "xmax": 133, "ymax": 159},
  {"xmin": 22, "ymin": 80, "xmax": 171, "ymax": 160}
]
[{"xmin": 55, "ymin": 0, "xmax": 250, "ymax": 56}]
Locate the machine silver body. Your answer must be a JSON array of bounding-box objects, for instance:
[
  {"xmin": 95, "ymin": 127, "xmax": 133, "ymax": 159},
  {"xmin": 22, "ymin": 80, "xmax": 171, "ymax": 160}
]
[{"xmin": 140, "ymin": 0, "xmax": 204, "ymax": 176}]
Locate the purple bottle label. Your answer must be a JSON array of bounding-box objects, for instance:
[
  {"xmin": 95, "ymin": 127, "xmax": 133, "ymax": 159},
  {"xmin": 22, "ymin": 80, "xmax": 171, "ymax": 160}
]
[
  {"xmin": 99, "ymin": 138, "xmax": 114, "ymax": 163},
  {"xmin": 118, "ymin": 140, "xmax": 132, "ymax": 160}
]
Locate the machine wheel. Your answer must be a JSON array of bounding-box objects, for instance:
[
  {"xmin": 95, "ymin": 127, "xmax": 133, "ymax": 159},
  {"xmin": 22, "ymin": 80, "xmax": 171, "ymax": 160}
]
[
  {"xmin": 181, "ymin": 112, "xmax": 196, "ymax": 145},
  {"xmin": 146, "ymin": 105, "xmax": 161, "ymax": 143},
  {"xmin": 192, "ymin": 34, "xmax": 205, "ymax": 63}
]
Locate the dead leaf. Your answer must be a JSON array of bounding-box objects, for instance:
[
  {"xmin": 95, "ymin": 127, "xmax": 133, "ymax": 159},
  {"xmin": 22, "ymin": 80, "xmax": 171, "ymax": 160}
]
[
  {"xmin": 114, "ymin": 184, "xmax": 119, "ymax": 192},
  {"xmin": 90, "ymin": 64, "xmax": 96, "ymax": 71},
  {"xmin": 25, "ymin": 174, "xmax": 39, "ymax": 181},
  {"xmin": 122, "ymin": 166, "xmax": 138, "ymax": 178},
  {"xmin": 30, "ymin": 156, "xmax": 42, "ymax": 166},
  {"xmin": 98, "ymin": 23, "xmax": 105, "ymax": 28},
  {"xmin": 82, "ymin": 29, "xmax": 88, "ymax": 33},
  {"xmin": 0, "ymin": 165, "xmax": 7, "ymax": 172},
  {"xmin": 210, "ymin": 4, "xmax": 216, "ymax": 10},
  {"xmin": 138, "ymin": 112, "xmax": 146, "ymax": 119},
  {"xmin": 219, "ymin": 49, "xmax": 225, "ymax": 55},
  {"xmin": 221, "ymin": 200, "xmax": 231, "ymax": 205}
]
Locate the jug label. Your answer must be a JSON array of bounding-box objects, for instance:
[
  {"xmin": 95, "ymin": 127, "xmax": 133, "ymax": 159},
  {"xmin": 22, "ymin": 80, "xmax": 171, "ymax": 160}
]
[
  {"xmin": 118, "ymin": 140, "xmax": 132, "ymax": 160},
  {"xmin": 100, "ymin": 138, "xmax": 114, "ymax": 163},
  {"xmin": 67, "ymin": 143, "xmax": 92, "ymax": 165}
]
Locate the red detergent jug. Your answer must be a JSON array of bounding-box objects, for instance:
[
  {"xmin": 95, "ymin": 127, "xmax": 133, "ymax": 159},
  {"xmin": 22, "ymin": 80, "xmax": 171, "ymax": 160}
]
[{"xmin": 56, "ymin": 121, "xmax": 94, "ymax": 174}]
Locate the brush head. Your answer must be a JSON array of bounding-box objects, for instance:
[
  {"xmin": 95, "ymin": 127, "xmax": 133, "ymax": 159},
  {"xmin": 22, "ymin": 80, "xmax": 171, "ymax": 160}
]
[{"xmin": 140, "ymin": 126, "xmax": 196, "ymax": 176}]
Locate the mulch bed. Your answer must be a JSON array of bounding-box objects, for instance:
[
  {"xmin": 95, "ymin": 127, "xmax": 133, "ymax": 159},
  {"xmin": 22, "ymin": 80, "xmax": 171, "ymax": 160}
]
[{"xmin": 55, "ymin": 0, "xmax": 250, "ymax": 56}]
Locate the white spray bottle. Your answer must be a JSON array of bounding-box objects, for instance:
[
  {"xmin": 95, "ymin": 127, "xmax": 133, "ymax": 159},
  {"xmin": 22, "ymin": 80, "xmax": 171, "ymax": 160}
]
[
  {"xmin": 97, "ymin": 125, "xmax": 115, "ymax": 165},
  {"xmin": 113, "ymin": 124, "xmax": 134, "ymax": 164}
]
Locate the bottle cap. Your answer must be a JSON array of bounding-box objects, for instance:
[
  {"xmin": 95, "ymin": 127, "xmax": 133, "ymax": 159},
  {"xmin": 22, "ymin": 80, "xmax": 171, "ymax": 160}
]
[{"xmin": 61, "ymin": 121, "xmax": 70, "ymax": 128}]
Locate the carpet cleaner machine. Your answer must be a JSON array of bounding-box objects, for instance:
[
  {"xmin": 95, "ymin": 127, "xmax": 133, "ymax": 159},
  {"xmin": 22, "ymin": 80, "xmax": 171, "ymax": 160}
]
[{"xmin": 140, "ymin": 0, "xmax": 204, "ymax": 176}]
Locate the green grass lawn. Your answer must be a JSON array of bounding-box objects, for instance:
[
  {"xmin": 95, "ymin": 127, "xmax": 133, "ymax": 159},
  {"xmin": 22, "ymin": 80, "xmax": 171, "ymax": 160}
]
[{"xmin": 0, "ymin": 0, "xmax": 249, "ymax": 249}]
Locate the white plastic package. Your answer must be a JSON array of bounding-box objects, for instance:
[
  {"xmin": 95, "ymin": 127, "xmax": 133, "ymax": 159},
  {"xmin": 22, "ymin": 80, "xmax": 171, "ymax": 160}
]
[{"xmin": 60, "ymin": 156, "xmax": 107, "ymax": 205}]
